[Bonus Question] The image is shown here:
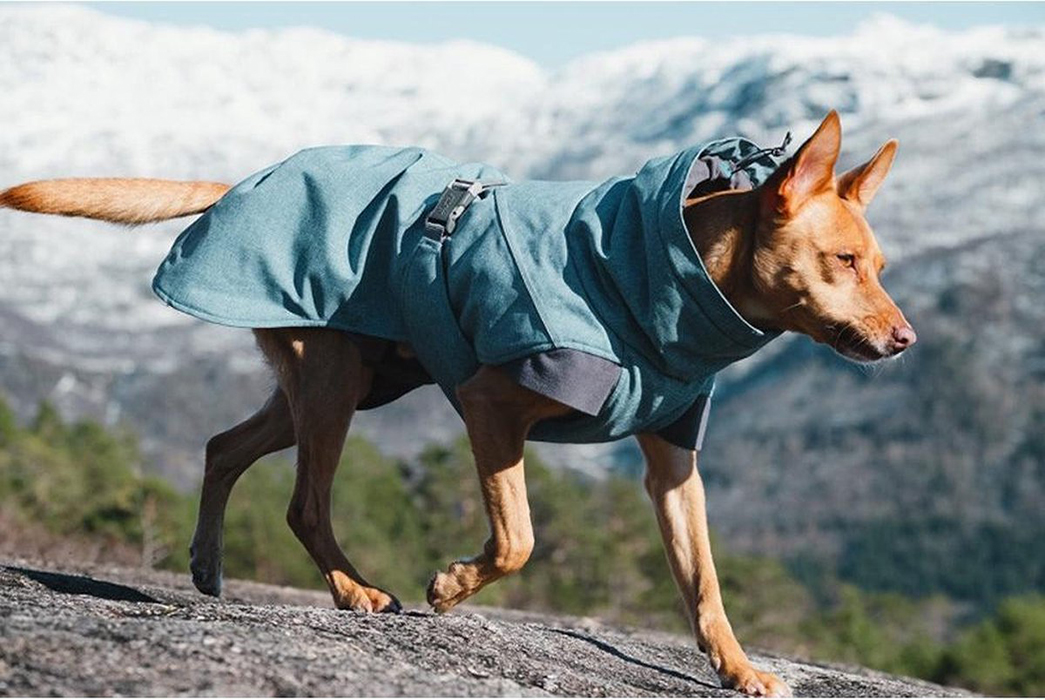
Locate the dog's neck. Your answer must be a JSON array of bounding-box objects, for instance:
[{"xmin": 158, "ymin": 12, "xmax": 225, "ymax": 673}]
[{"xmin": 682, "ymin": 190, "xmax": 775, "ymax": 330}]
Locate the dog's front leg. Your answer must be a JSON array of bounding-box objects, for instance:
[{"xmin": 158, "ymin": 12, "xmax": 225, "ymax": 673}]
[
  {"xmin": 638, "ymin": 433, "xmax": 791, "ymax": 698},
  {"xmin": 427, "ymin": 366, "xmax": 571, "ymax": 612}
]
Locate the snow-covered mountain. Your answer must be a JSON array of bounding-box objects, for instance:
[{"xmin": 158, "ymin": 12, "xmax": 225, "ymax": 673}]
[{"xmin": 1, "ymin": 4, "xmax": 1043, "ymax": 494}]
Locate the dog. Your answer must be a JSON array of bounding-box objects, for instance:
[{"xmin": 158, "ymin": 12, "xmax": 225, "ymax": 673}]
[{"xmin": 0, "ymin": 110, "xmax": 914, "ymax": 697}]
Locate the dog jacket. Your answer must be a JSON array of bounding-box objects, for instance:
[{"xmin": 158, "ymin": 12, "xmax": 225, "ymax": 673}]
[{"xmin": 153, "ymin": 139, "xmax": 786, "ymax": 446}]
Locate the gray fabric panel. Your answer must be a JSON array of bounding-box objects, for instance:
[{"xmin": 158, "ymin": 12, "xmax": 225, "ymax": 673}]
[
  {"xmin": 349, "ymin": 334, "xmax": 435, "ymax": 410},
  {"xmin": 498, "ymin": 349, "xmax": 621, "ymax": 417},
  {"xmin": 352, "ymin": 336, "xmax": 621, "ymax": 417},
  {"xmin": 353, "ymin": 330, "xmax": 709, "ymax": 449},
  {"xmin": 655, "ymin": 394, "xmax": 712, "ymax": 451}
]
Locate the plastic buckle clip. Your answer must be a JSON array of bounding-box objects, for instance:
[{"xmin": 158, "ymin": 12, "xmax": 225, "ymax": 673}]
[{"xmin": 424, "ymin": 179, "xmax": 486, "ymax": 240}]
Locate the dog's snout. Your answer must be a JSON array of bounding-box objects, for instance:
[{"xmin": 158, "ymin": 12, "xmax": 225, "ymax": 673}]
[{"xmin": 890, "ymin": 324, "xmax": 917, "ymax": 353}]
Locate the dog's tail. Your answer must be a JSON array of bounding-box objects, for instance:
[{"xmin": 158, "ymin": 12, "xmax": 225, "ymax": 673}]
[{"xmin": 0, "ymin": 178, "xmax": 231, "ymax": 225}]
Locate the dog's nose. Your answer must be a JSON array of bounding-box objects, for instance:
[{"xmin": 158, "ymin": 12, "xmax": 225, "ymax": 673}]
[{"xmin": 891, "ymin": 325, "xmax": 917, "ymax": 352}]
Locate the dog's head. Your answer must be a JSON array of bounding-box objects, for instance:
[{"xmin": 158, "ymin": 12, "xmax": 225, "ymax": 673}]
[{"xmin": 749, "ymin": 111, "xmax": 915, "ymax": 362}]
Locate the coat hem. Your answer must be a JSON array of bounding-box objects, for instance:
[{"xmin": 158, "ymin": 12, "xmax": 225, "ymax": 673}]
[{"xmin": 151, "ymin": 279, "xmax": 408, "ymax": 342}]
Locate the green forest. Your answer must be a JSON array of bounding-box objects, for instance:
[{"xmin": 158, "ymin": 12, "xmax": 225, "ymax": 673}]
[{"xmin": 1, "ymin": 394, "xmax": 1043, "ymax": 696}]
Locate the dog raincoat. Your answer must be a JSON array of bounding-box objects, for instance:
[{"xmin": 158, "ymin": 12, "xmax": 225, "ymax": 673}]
[{"xmin": 153, "ymin": 139, "xmax": 786, "ymax": 445}]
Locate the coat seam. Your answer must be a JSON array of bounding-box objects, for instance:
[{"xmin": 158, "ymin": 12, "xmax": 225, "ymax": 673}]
[{"xmin": 492, "ymin": 190, "xmax": 560, "ymax": 348}]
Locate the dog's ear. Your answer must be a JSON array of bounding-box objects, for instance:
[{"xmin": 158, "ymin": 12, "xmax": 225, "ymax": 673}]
[
  {"xmin": 837, "ymin": 139, "xmax": 898, "ymax": 210},
  {"xmin": 762, "ymin": 110, "xmax": 841, "ymax": 216}
]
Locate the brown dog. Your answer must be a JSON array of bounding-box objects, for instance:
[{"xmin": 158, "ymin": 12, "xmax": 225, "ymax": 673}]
[{"xmin": 0, "ymin": 111, "xmax": 913, "ymax": 697}]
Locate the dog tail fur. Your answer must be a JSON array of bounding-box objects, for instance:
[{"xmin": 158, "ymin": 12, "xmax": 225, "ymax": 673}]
[{"xmin": 0, "ymin": 178, "xmax": 231, "ymax": 225}]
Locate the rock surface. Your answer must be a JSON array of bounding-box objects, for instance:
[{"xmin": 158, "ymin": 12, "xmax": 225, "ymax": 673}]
[{"xmin": 0, "ymin": 559, "xmax": 968, "ymax": 697}]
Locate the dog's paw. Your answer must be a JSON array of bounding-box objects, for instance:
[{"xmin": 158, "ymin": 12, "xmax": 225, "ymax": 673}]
[
  {"xmin": 189, "ymin": 552, "xmax": 223, "ymax": 598},
  {"xmin": 367, "ymin": 588, "xmax": 403, "ymax": 614},
  {"xmin": 722, "ymin": 667, "xmax": 792, "ymax": 698},
  {"xmin": 330, "ymin": 576, "xmax": 402, "ymax": 614},
  {"xmin": 426, "ymin": 562, "xmax": 477, "ymax": 613}
]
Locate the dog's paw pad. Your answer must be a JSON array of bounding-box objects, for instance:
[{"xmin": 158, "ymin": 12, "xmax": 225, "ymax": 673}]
[
  {"xmin": 333, "ymin": 590, "xmax": 375, "ymax": 613},
  {"xmin": 725, "ymin": 668, "xmax": 792, "ymax": 698}
]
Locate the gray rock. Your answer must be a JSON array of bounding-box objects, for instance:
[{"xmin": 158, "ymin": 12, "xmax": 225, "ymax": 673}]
[{"xmin": 0, "ymin": 560, "xmax": 969, "ymax": 697}]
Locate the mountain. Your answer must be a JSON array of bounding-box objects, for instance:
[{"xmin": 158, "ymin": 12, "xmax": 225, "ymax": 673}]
[{"xmin": 1, "ymin": 5, "xmax": 1043, "ymax": 600}]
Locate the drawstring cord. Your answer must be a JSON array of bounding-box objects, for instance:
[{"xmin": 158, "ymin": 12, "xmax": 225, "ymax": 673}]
[{"xmin": 729, "ymin": 131, "xmax": 792, "ymax": 177}]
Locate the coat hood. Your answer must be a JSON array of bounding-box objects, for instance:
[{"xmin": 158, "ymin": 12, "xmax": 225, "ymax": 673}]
[{"xmin": 557, "ymin": 137, "xmax": 789, "ymax": 383}]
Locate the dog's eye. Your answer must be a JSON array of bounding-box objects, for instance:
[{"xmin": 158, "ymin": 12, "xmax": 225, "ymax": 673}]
[{"xmin": 836, "ymin": 253, "xmax": 856, "ymax": 268}]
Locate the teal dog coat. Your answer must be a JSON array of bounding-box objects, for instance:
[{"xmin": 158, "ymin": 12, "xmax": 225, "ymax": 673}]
[{"xmin": 153, "ymin": 138, "xmax": 786, "ymax": 447}]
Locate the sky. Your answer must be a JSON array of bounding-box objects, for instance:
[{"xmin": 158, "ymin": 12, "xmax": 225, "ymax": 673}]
[{"xmin": 84, "ymin": 2, "xmax": 1045, "ymax": 69}]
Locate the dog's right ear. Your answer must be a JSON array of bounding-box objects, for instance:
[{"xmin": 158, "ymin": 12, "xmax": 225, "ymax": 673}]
[
  {"xmin": 761, "ymin": 110, "xmax": 842, "ymax": 217},
  {"xmin": 836, "ymin": 139, "xmax": 898, "ymax": 210}
]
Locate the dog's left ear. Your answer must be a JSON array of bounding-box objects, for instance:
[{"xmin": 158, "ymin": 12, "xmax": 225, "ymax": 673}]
[
  {"xmin": 762, "ymin": 110, "xmax": 842, "ymax": 217},
  {"xmin": 837, "ymin": 140, "xmax": 898, "ymax": 210}
]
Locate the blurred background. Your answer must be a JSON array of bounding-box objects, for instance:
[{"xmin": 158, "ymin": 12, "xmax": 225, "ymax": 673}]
[{"xmin": 1, "ymin": 1, "xmax": 1044, "ymax": 694}]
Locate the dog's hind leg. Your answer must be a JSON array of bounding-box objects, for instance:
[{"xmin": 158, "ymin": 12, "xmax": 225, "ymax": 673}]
[
  {"xmin": 427, "ymin": 366, "xmax": 571, "ymax": 612},
  {"xmin": 638, "ymin": 433, "xmax": 791, "ymax": 698},
  {"xmin": 190, "ymin": 387, "xmax": 296, "ymax": 597},
  {"xmin": 267, "ymin": 327, "xmax": 401, "ymax": 613}
]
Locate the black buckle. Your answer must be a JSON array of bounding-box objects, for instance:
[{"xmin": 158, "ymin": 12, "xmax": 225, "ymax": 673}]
[{"xmin": 424, "ymin": 179, "xmax": 486, "ymax": 240}]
